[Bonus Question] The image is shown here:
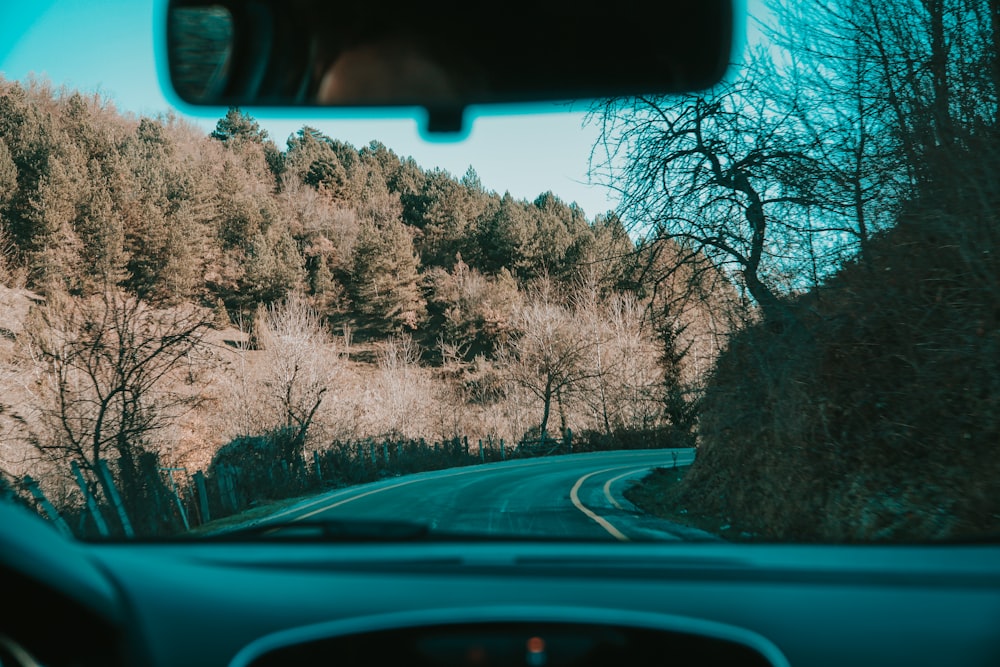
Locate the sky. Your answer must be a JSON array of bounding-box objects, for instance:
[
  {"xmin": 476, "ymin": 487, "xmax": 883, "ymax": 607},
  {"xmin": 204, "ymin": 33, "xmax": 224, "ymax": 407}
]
[{"xmin": 0, "ymin": 0, "xmax": 629, "ymax": 219}]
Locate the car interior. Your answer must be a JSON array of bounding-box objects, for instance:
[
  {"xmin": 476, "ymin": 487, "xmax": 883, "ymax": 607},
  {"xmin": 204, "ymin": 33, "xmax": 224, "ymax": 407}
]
[{"xmin": 1, "ymin": 1, "xmax": 999, "ymax": 667}]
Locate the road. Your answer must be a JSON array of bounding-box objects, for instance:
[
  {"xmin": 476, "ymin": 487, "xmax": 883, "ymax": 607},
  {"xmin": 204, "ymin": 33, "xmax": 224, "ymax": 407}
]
[{"xmin": 256, "ymin": 448, "xmax": 715, "ymax": 541}]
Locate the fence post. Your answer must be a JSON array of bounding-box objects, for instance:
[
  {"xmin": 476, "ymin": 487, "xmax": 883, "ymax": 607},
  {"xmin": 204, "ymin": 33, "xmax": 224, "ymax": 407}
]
[
  {"xmin": 217, "ymin": 465, "xmax": 238, "ymax": 514},
  {"xmin": 70, "ymin": 461, "xmax": 108, "ymax": 538},
  {"xmin": 216, "ymin": 468, "xmax": 231, "ymax": 513},
  {"xmin": 370, "ymin": 443, "xmax": 376, "ymax": 465},
  {"xmin": 397, "ymin": 442, "xmax": 403, "ymax": 460},
  {"xmin": 97, "ymin": 459, "xmax": 134, "ymax": 538},
  {"xmin": 194, "ymin": 471, "xmax": 210, "ymax": 523},
  {"xmin": 226, "ymin": 466, "xmax": 239, "ymax": 511},
  {"xmin": 215, "ymin": 469, "xmax": 226, "ymax": 512},
  {"xmin": 565, "ymin": 427, "xmax": 573, "ymax": 453},
  {"xmin": 313, "ymin": 451, "xmax": 323, "ymax": 483},
  {"xmin": 383, "ymin": 443, "xmax": 389, "ymax": 465},
  {"xmin": 478, "ymin": 439, "xmax": 484, "ymax": 462},
  {"xmin": 21, "ymin": 475, "xmax": 72, "ymax": 537},
  {"xmin": 159, "ymin": 467, "xmax": 189, "ymax": 531}
]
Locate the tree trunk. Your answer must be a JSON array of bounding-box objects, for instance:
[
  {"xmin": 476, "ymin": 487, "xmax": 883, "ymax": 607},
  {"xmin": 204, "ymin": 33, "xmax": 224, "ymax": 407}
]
[
  {"xmin": 539, "ymin": 380, "xmax": 553, "ymax": 440},
  {"xmin": 925, "ymin": 0, "xmax": 952, "ymax": 147},
  {"xmin": 741, "ymin": 196, "xmax": 787, "ymax": 322}
]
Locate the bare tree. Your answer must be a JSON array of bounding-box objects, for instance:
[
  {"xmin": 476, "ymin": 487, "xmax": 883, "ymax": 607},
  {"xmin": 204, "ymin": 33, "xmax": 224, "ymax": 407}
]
[
  {"xmin": 590, "ymin": 74, "xmax": 824, "ymax": 322},
  {"xmin": 372, "ymin": 332, "xmax": 425, "ymax": 439},
  {"xmin": 572, "ymin": 274, "xmax": 663, "ymax": 434},
  {"xmin": 254, "ymin": 293, "xmax": 341, "ymax": 448},
  {"xmin": 23, "ymin": 289, "xmax": 212, "ymax": 523},
  {"xmin": 497, "ymin": 283, "xmax": 598, "ymax": 440}
]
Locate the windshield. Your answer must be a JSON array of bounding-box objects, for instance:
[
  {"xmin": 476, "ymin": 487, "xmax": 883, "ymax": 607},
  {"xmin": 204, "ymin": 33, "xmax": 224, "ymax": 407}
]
[{"xmin": 0, "ymin": 0, "xmax": 996, "ymax": 544}]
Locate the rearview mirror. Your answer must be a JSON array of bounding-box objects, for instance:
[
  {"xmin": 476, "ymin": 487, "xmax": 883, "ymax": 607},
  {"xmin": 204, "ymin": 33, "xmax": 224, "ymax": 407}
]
[{"xmin": 164, "ymin": 0, "xmax": 736, "ymax": 132}]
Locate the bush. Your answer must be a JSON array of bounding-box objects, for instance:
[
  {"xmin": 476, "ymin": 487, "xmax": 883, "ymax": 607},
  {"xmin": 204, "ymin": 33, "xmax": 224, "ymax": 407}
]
[{"xmin": 673, "ymin": 144, "xmax": 1000, "ymax": 542}]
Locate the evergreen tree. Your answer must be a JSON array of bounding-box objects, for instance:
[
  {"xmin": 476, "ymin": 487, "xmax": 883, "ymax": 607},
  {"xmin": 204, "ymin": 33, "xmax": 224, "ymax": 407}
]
[
  {"xmin": 210, "ymin": 107, "xmax": 269, "ymax": 145},
  {"xmin": 0, "ymin": 138, "xmax": 17, "ymax": 206},
  {"xmin": 351, "ymin": 216, "xmax": 425, "ymax": 332},
  {"xmin": 474, "ymin": 192, "xmax": 531, "ymax": 275}
]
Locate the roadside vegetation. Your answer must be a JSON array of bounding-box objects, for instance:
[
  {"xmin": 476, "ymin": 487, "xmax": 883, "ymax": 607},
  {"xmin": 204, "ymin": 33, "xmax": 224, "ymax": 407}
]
[{"xmin": 612, "ymin": 0, "xmax": 1000, "ymax": 541}]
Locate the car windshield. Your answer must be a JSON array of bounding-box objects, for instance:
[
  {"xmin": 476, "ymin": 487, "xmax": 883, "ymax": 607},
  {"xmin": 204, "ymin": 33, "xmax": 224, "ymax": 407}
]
[{"xmin": 0, "ymin": 0, "xmax": 997, "ymax": 544}]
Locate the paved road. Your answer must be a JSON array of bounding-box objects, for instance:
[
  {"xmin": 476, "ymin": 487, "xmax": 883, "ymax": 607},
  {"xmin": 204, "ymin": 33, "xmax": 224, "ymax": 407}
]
[{"xmin": 257, "ymin": 449, "xmax": 715, "ymax": 541}]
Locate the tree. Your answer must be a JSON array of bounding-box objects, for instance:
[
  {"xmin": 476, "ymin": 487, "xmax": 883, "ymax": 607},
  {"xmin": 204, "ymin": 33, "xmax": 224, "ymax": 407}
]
[
  {"xmin": 474, "ymin": 192, "xmax": 532, "ymax": 275},
  {"xmin": 253, "ymin": 294, "xmax": 340, "ymax": 449},
  {"xmin": 0, "ymin": 138, "xmax": 16, "ymax": 207},
  {"xmin": 530, "ymin": 191, "xmax": 593, "ymax": 280},
  {"xmin": 372, "ymin": 333, "xmax": 426, "ymax": 439},
  {"xmin": 208, "ymin": 157, "xmax": 305, "ymax": 310},
  {"xmin": 412, "ymin": 168, "xmax": 487, "ymax": 268},
  {"xmin": 0, "ymin": 81, "xmax": 60, "ymax": 256},
  {"xmin": 350, "ymin": 178, "xmax": 426, "ymax": 331},
  {"xmin": 23, "ymin": 289, "xmax": 213, "ymax": 532},
  {"xmin": 211, "ymin": 107, "xmax": 283, "ymax": 183},
  {"xmin": 117, "ymin": 117, "xmax": 207, "ymax": 303},
  {"xmin": 422, "ymin": 258, "xmax": 522, "ymax": 361},
  {"xmin": 210, "ymin": 107, "xmax": 269, "ymax": 146},
  {"xmin": 574, "ymin": 280, "xmax": 664, "ymax": 435},
  {"xmin": 591, "ymin": 77, "xmax": 822, "ymax": 322},
  {"xmin": 285, "ymin": 127, "xmax": 355, "ymax": 201},
  {"xmin": 497, "ymin": 283, "xmax": 598, "ymax": 440},
  {"xmin": 752, "ymin": 0, "xmax": 1000, "ymax": 272},
  {"xmin": 22, "ymin": 154, "xmax": 86, "ymax": 293}
]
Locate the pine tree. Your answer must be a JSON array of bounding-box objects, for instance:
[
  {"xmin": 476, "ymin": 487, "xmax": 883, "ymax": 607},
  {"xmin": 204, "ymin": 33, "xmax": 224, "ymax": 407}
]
[
  {"xmin": 351, "ymin": 217, "xmax": 425, "ymax": 332},
  {"xmin": 210, "ymin": 107, "xmax": 269, "ymax": 145}
]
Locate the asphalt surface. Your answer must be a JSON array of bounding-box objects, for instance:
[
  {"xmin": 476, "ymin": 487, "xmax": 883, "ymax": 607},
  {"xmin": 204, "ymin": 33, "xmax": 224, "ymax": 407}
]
[{"xmin": 256, "ymin": 448, "xmax": 716, "ymax": 541}]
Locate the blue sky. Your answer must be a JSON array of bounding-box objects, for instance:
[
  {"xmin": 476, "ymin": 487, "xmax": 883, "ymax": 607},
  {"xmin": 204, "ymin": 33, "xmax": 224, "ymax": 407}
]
[{"xmin": 0, "ymin": 0, "xmax": 627, "ymax": 217}]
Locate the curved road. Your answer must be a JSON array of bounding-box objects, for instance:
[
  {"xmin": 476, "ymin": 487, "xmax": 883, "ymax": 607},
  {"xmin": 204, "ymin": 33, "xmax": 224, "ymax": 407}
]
[{"xmin": 256, "ymin": 449, "xmax": 714, "ymax": 541}]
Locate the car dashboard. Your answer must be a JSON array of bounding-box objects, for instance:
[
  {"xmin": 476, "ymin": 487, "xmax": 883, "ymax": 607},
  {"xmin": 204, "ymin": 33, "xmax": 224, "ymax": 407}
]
[{"xmin": 3, "ymin": 504, "xmax": 1000, "ymax": 667}]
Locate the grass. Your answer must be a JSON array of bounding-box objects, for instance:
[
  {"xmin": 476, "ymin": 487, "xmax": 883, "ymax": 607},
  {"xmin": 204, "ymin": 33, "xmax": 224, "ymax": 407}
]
[
  {"xmin": 625, "ymin": 466, "xmax": 759, "ymax": 541},
  {"xmin": 183, "ymin": 493, "xmax": 325, "ymax": 536}
]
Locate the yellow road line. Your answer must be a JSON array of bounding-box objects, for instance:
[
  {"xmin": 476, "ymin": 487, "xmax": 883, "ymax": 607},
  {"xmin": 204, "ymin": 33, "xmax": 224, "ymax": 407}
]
[
  {"xmin": 570, "ymin": 467, "xmax": 632, "ymax": 541},
  {"xmin": 602, "ymin": 468, "xmax": 647, "ymax": 510}
]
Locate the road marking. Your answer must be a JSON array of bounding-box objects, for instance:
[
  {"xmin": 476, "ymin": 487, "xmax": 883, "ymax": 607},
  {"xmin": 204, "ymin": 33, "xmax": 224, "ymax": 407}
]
[
  {"xmin": 602, "ymin": 468, "xmax": 648, "ymax": 510},
  {"xmin": 295, "ymin": 477, "xmax": 429, "ymax": 520},
  {"xmin": 572, "ymin": 452, "xmax": 694, "ymax": 540},
  {"xmin": 570, "ymin": 467, "xmax": 634, "ymax": 541},
  {"xmin": 601, "ymin": 455, "xmax": 690, "ymax": 509},
  {"xmin": 287, "ymin": 457, "xmax": 583, "ymax": 522}
]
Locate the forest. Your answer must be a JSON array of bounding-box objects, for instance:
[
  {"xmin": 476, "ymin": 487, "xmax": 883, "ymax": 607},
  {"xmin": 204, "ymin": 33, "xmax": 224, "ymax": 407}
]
[{"xmin": 2, "ymin": 0, "xmax": 1000, "ymax": 541}]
